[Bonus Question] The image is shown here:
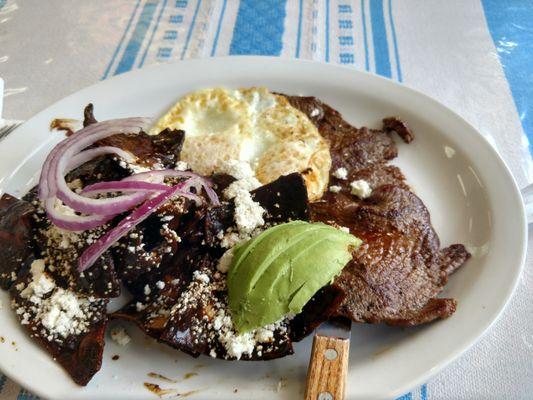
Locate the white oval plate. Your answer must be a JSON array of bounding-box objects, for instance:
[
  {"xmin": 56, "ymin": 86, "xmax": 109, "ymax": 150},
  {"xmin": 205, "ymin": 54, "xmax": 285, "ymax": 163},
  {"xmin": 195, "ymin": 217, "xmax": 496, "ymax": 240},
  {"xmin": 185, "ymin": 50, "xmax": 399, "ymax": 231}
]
[{"xmin": 0, "ymin": 57, "xmax": 526, "ymax": 400}]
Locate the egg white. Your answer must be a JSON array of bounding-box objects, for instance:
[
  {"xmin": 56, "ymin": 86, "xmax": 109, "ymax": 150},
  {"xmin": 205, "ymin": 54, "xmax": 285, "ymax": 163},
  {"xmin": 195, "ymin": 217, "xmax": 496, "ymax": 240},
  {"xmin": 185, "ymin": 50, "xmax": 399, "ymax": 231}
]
[{"xmin": 150, "ymin": 87, "xmax": 331, "ymax": 200}]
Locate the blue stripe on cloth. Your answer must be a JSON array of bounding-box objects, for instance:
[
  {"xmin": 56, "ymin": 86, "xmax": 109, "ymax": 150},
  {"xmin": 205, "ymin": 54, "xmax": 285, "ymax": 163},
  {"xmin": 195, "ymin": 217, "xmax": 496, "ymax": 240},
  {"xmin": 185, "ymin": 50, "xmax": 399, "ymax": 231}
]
[
  {"xmin": 360, "ymin": 0, "xmax": 370, "ymax": 71},
  {"xmin": 395, "ymin": 392, "xmax": 413, "ymax": 400},
  {"xmin": 0, "ymin": 374, "xmax": 5, "ymax": 391},
  {"xmin": 325, "ymin": 0, "xmax": 330, "ymax": 61},
  {"xmin": 102, "ymin": 0, "xmax": 142, "ymax": 79},
  {"xmin": 0, "ymin": 0, "xmax": 6, "ymax": 10},
  {"xmin": 210, "ymin": 0, "xmax": 227, "ymax": 56},
  {"xmin": 482, "ymin": 0, "xmax": 533, "ymax": 153},
  {"xmin": 387, "ymin": 0, "xmax": 402, "ymax": 81},
  {"xmin": 114, "ymin": 1, "xmax": 158, "ymax": 75},
  {"xmin": 295, "ymin": 0, "xmax": 303, "ymax": 57},
  {"xmin": 421, "ymin": 384, "xmax": 428, "ymax": 400},
  {"xmin": 139, "ymin": 0, "xmax": 169, "ymax": 67},
  {"xmin": 229, "ymin": 0, "xmax": 287, "ymax": 56},
  {"xmin": 369, "ymin": 0, "xmax": 391, "ymax": 77},
  {"xmin": 181, "ymin": 0, "xmax": 202, "ymax": 59}
]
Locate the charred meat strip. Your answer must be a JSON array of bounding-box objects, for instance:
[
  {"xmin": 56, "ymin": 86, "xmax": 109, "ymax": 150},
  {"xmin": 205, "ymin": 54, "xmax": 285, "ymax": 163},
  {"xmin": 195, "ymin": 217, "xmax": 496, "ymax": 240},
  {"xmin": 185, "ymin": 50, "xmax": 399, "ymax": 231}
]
[
  {"xmin": 285, "ymin": 94, "xmax": 470, "ymax": 326},
  {"xmin": 10, "ymin": 263, "xmax": 108, "ymax": 386},
  {"xmin": 0, "ymin": 194, "xmax": 36, "ymax": 289},
  {"xmin": 326, "ymin": 185, "xmax": 469, "ymax": 325}
]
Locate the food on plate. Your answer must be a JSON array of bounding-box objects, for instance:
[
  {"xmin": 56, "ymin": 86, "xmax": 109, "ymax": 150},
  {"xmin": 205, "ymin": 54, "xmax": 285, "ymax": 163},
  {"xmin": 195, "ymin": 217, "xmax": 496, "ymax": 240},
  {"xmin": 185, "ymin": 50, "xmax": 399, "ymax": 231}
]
[
  {"xmin": 285, "ymin": 95, "xmax": 470, "ymax": 325},
  {"xmin": 149, "ymin": 87, "xmax": 331, "ymax": 201},
  {"xmin": 228, "ymin": 221, "xmax": 361, "ymax": 332},
  {"xmin": 0, "ymin": 88, "xmax": 470, "ymax": 385}
]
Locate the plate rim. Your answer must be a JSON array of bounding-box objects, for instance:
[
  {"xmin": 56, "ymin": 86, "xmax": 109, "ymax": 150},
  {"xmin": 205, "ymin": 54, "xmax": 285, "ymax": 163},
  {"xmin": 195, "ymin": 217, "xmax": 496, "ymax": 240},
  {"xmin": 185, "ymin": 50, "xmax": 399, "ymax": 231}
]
[{"xmin": 0, "ymin": 56, "xmax": 527, "ymax": 400}]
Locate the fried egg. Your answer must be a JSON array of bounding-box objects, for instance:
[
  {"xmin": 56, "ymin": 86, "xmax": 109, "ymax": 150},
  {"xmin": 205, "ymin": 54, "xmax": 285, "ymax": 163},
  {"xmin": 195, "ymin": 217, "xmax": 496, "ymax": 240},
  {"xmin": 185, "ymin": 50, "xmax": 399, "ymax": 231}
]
[{"xmin": 150, "ymin": 87, "xmax": 331, "ymax": 200}]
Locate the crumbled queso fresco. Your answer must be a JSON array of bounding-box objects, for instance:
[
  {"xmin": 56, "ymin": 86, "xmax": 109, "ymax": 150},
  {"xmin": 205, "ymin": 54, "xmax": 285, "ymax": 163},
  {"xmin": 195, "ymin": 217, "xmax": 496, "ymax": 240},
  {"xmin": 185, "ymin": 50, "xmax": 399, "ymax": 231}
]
[
  {"xmin": 218, "ymin": 160, "xmax": 266, "ymax": 248},
  {"xmin": 217, "ymin": 249, "xmax": 234, "ymax": 273},
  {"xmin": 169, "ymin": 265, "xmax": 289, "ymax": 360},
  {"xmin": 174, "ymin": 160, "xmax": 189, "ymax": 171},
  {"xmin": 350, "ymin": 179, "xmax": 372, "ymax": 198},
  {"xmin": 13, "ymin": 259, "xmax": 104, "ymax": 343},
  {"xmin": 333, "ymin": 167, "xmax": 348, "ymax": 180},
  {"xmin": 110, "ymin": 326, "xmax": 131, "ymax": 346},
  {"xmin": 30, "ymin": 199, "xmax": 118, "ymax": 296}
]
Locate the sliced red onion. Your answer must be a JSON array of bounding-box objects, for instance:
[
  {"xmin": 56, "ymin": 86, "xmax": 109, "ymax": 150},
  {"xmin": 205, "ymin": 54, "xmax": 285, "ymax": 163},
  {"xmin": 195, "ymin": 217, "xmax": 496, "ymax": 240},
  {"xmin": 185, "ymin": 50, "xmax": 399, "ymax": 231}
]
[
  {"xmin": 39, "ymin": 118, "xmax": 149, "ymax": 200},
  {"xmin": 44, "ymin": 198, "xmax": 114, "ymax": 231},
  {"xmin": 55, "ymin": 188, "xmax": 148, "ymax": 216},
  {"xmin": 67, "ymin": 146, "xmax": 137, "ymax": 171},
  {"xmin": 81, "ymin": 181, "xmax": 170, "ymax": 197},
  {"xmin": 122, "ymin": 169, "xmax": 197, "ymax": 183},
  {"xmin": 123, "ymin": 169, "xmax": 219, "ymax": 205},
  {"xmin": 202, "ymin": 184, "xmax": 220, "ymax": 206},
  {"xmin": 50, "ymin": 120, "xmax": 150, "ymax": 215},
  {"xmin": 78, "ymin": 184, "xmax": 186, "ymax": 272}
]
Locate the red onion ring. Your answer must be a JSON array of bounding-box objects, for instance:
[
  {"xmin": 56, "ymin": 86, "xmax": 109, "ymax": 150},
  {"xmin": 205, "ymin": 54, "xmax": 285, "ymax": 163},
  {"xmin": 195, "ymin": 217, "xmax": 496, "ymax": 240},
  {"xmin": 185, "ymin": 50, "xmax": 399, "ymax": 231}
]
[
  {"xmin": 67, "ymin": 146, "xmax": 137, "ymax": 171},
  {"xmin": 39, "ymin": 118, "xmax": 149, "ymax": 200},
  {"xmin": 81, "ymin": 181, "xmax": 170, "ymax": 196},
  {"xmin": 123, "ymin": 169, "xmax": 219, "ymax": 206},
  {"xmin": 77, "ymin": 183, "xmax": 186, "ymax": 272},
  {"xmin": 122, "ymin": 169, "xmax": 197, "ymax": 183},
  {"xmin": 44, "ymin": 198, "xmax": 114, "ymax": 231}
]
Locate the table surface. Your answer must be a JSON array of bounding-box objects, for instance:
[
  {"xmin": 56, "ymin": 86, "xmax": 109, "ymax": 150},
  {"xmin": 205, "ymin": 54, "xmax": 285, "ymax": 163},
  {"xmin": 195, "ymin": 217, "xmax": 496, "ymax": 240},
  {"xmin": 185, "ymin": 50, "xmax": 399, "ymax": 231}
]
[{"xmin": 0, "ymin": 0, "xmax": 532, "ymax": 399}]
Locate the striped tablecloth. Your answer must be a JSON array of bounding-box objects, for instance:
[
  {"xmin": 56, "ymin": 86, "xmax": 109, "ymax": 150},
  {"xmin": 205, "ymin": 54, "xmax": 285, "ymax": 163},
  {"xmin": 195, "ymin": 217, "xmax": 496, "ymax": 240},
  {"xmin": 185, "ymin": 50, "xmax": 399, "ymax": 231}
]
[{"xmin": 1, "ymin": 0, "xmax": 532, "ymax": 398}]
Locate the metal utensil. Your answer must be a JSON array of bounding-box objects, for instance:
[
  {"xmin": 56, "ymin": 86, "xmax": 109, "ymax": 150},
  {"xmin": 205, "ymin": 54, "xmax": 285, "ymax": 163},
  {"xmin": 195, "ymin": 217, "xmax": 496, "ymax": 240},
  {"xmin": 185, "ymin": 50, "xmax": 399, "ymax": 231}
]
[
  {"xmin": 0, "ymin": 120, "xmax": 22, "ymax": 141},
  {"xmin": 305, "ymin": 318, "xmax": 352, "ymax": 400}
]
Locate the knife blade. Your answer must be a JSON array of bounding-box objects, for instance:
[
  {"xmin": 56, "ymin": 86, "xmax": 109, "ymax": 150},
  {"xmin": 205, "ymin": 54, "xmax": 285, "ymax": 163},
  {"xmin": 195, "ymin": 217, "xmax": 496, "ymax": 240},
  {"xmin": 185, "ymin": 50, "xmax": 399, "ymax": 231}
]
[{"xmin": 305, "ymin": 318, "xmax": 351, "ymax": 400}]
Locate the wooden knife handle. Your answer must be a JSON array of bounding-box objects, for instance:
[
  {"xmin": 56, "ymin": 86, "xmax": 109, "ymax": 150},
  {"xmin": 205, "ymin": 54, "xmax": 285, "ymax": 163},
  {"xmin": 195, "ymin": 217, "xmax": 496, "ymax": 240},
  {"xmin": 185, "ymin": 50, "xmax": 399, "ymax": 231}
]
[{"xmin": 304, "ymin": 334, "xmax": 350, "ymax": 400}]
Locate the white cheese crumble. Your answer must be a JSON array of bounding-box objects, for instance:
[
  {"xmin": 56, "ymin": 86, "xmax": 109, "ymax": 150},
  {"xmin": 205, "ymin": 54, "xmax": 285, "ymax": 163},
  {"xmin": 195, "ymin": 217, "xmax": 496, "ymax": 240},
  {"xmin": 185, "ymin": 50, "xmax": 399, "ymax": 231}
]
[
  {"xmin": 193, "ymin": 270, "xmax": 210, "ymax": 284},
  {"xmin": 310, "ymin": 108, "xmax": 320, "ymax": 117},
  {"xmin": 220, "ymin": 159, "xmax": 255, "ymax": 180},
  {"xmin": 45, "ymin": 224, "xmax": 80, "ymax": 250},
  {"xmin": 20, "ymin": 260, "xmax": 56, "ymax": 304},
  {"xmin": 333, "ymin": 167, "xmax": 348, "ymax": 180},
  {"xmin": 223, "ymin": 177, "xmax": 261, "ymax": 200},
  {"xmin": 217, "ymin": 249, "xmax": 234, "ymax": 273},
  {"xmin": 156, "ymin": 281, "xmax": 165, "ymax": 290},
  {"xmin": 174, "ymin": 160, "xmax": 189, "ymax": 171},
  {"xmin": 350, "ymin": 179, "xmax": 372, "ymax": 198},
  {"xmin": 220, "ymin": 160, "xmax": 265, "ymax": 236},
  {"xmin": 212, "ymin": 306, "xmax": 284, "ymax": 359},
  {"xmin": 40, "ymin": 289, "xmax": 89, "ymax": 338},
  {"xmin": 15, "ymin": 259, "xmax": 100, "ymax": 340},
  {"xmin": 329, "ymin": 185, "xmax": 342, "ymax": 193},
  {"xmin": 110, "ymin": 326, "xmax": 131, "ymax": 346},
  {"xmin": 223, "ymin": 332, "xmax": 256, "ymax": 360},
  {"xmin": 255, "ymin": 328, "xmax": 274, "ymax": 343},
  {"xmin": 233, "ymin": 191, "xmax": 265, "ymax": 234},
  {"xmin": 219, "ymin": 231, "xmax": 244, "ymax": 249},
  {"xmin": 67, "ymin": 178, "xmax": 83, "ymax": 193},
  {"xmin": 143, "ymin": 285, "xmax": 151, "ymax": 296},
  {"xmin": 118, "ymin": 159, "xmax": 151, "ymax": 174},
  {"xmin": 52, "ymin": 198, "xmax": 78, "ymax": 217}
]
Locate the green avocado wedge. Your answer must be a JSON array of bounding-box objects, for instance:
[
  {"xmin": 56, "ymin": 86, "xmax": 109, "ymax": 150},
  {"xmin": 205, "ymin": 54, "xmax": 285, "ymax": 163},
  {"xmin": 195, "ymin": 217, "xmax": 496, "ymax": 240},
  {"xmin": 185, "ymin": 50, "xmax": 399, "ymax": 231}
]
[{"xmin": 227, "ymin": 221, "xmax": 361, "ymax": 333}]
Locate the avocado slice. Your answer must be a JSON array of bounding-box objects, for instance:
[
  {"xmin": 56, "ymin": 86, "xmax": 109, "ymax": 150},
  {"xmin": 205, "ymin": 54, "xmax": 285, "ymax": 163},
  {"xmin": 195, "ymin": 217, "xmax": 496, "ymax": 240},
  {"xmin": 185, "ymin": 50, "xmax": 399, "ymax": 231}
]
[{"xmin": 227, "ymin": 221, "xmax": 361, "ymax": 332}]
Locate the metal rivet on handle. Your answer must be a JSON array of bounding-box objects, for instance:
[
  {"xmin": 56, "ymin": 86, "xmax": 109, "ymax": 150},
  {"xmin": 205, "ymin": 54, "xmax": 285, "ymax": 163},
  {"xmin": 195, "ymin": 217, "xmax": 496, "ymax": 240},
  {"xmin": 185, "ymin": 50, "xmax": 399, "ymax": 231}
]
[
  {"xmin": 318, "ymin": 392, "xmax": 334, "ymax": 400},
  {"xmin": 324, "ymin": 348, "xmax": 338, "ymax": 360}
]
